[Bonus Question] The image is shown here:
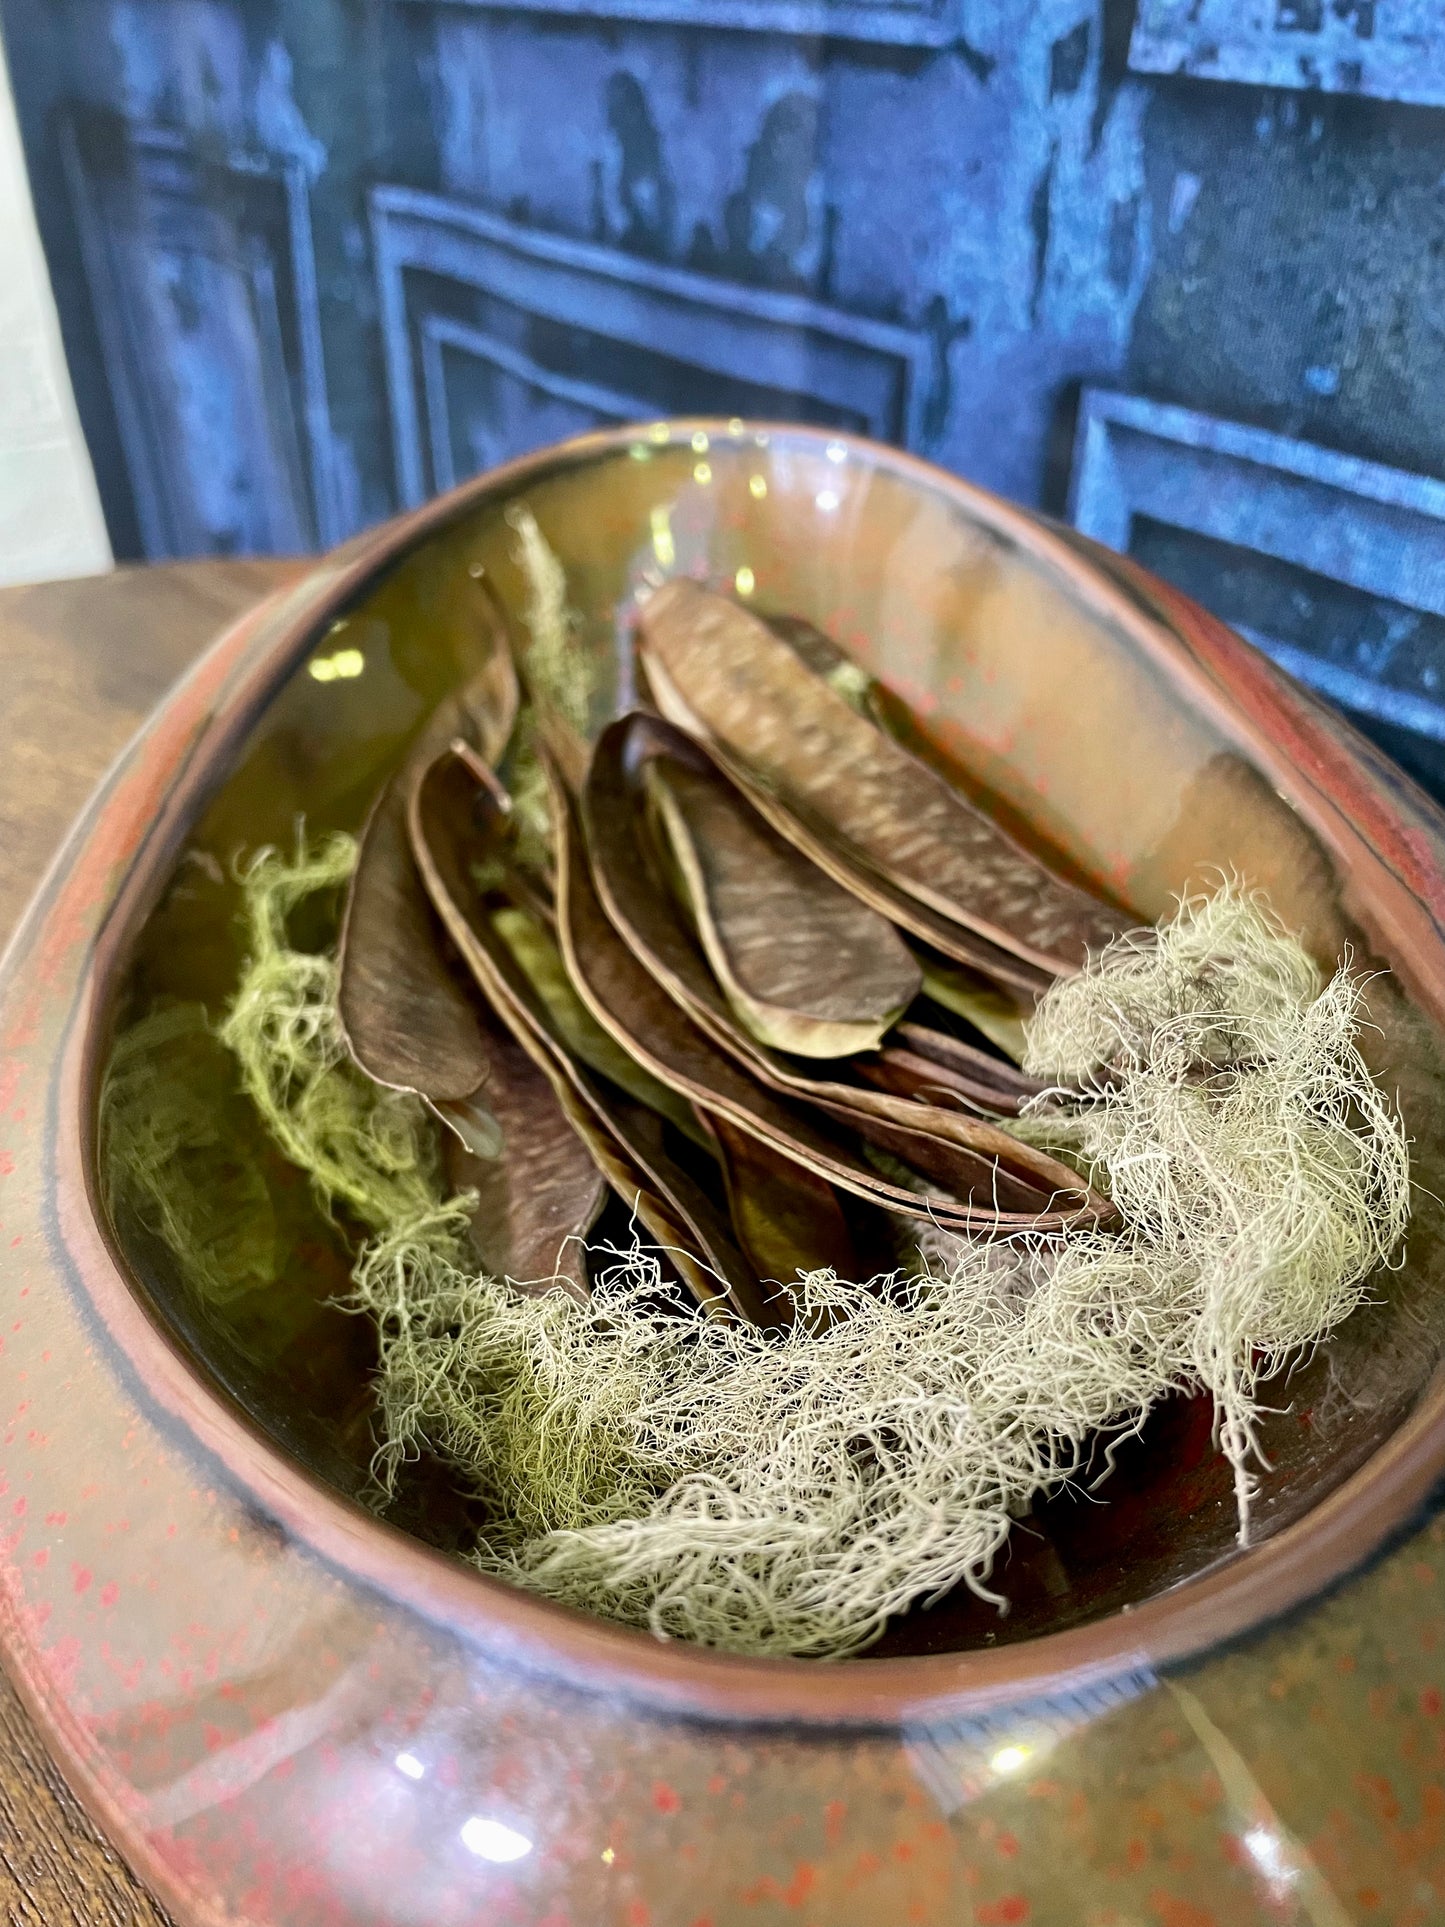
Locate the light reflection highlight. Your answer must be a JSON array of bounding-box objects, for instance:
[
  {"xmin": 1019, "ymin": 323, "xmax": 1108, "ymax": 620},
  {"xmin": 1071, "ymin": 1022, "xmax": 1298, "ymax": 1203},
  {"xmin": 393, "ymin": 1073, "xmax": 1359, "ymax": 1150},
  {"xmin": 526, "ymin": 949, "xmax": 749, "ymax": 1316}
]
[
  {"xmin": 749, "ymin": 474, "xmax": 768, "ymax": 499},
  {"xmin": 694, "ymin": 461, "xmax": 712, "ymax": 485},
  {"xmin": 309, "ymin": 647, "xmax": 365, "ymax": 682},
  {"xmin": 815, "ymin": 489, "xmax": 840, "ymax": 513},
  {"xmin": 691, "ymin": 429, "xmax": 710, "ymax": 453},
  {"xmin": 650, "ymin": 505, "xmax": 675, "ymax": 569},
  {"xmin": 1242, "ymin": 1827, "xmax": 1296, "ymax": 1886},
  {"xmin": 735, "ymin": 565, "xmax": 755, "ymax": 596},
  {"xmin": 460, "ymin": 1816, "xmax": 533, "ymax": 1864},
  {"xmin": 394, "ymin": 1751, "xmax": 425, "ymax": 1781},
  {"xmin": 989, "ymin": 1744, "xmax": 1032, "ymax": 1776}
]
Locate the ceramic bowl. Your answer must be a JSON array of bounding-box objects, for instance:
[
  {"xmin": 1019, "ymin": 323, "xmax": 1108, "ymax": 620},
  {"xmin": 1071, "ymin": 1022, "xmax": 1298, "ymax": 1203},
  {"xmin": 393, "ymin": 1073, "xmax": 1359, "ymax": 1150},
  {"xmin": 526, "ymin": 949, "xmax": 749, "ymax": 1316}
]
[{"xmin": 3, "ymin": 422, "xmax": 1445, "ymax": 1927}]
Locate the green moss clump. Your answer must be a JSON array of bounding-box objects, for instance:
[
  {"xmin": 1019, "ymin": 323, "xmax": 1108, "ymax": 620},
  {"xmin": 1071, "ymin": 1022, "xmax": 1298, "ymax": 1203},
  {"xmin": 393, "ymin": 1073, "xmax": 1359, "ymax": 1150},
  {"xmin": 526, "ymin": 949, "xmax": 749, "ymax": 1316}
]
[
  {"xmin": 192, "ymin": 847, "xmax": 1410, "ymax": 1658},
  {"xmin": 101, "ymin": 1002, "xmax": 280, "ymax": 1307},
  {"xmin": 217, "ymin": 834, "xmax": 444, "ymax": 1236}
]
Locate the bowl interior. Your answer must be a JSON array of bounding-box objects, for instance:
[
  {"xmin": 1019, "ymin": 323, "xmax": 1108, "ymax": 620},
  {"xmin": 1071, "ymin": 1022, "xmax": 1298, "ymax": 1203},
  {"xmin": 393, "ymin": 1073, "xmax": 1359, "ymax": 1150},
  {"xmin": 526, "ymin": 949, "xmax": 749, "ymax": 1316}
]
[{"xmin": 97, "ymin": 425, "xmax": 1445, "ymax": 1660}]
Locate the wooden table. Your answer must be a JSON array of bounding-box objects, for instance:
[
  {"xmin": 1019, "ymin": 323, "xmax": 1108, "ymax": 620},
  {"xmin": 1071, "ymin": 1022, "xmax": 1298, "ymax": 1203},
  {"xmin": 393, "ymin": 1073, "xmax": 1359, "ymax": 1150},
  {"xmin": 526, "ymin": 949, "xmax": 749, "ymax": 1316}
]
[{"xmin": 0, "ymin": 559, "xmax": 302, "ymax": 1926}]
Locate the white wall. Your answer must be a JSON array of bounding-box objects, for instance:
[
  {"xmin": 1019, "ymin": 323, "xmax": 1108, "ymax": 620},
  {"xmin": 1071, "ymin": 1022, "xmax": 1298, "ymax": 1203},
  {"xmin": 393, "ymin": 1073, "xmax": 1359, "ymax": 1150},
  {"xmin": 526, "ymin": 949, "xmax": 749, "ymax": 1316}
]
[{"xmin": 0, "ymin": 33, "xmax": 110, "ymax": 587}]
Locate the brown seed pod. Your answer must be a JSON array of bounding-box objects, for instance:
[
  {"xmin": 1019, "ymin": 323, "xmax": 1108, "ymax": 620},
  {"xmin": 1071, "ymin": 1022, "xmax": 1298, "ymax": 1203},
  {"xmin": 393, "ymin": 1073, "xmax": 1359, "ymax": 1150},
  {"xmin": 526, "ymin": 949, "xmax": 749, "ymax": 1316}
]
[
  {"xmin": 566, "ymin": 733, "xmax": 1083, "ymax": 1229},
  {"xmin": 644, "ymin": 659, "xmax": 1052, "ymax": 994},
  {"xmin": 337, "ymin": 777, "xmax": 495, "ymax": 1106},
  {"xmin": 910, "ymin": 946, "xmax": 1033, "ymax": 1061},
  {"xmin": 436, "ymin": 1028, "xmax": 605, "ymax": 1303},
  {"xmin": 702, "ymin": 1111, "xmax": 859, "ymax": 1328},
  {"xmin": 641, "ymin": 728, "xmax": 920, "ymax": 1057},
  {"xmin": 408, "ymin": 745, "xmax": 767, "ymax": 1321},
  {"xmin": 337, "ymin": 638, "xmax": 520, "ymax": 1104},
  {"xmin": 893, "ymin": 1022, "xmax": 1049, "ymax": 1108},
  {"xmin": 584, "ymin": 716, "xmax": 1111, "ymax": 1232},
  {"xmin": 854, "ymin": 1046, "xmax": 1041, "ymax": 1121},
  {"xmin": 637, "ymin": 580, "xmax": 1127, "ymax": 975}
]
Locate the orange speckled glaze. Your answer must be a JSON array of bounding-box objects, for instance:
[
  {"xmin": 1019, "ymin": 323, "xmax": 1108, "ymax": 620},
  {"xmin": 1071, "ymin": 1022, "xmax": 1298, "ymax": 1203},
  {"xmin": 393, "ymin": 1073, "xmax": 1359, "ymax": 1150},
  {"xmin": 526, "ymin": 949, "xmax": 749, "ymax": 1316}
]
[{"xmin": 0, "ymin": 423, "xmax": 1443, "ymax": 1926}]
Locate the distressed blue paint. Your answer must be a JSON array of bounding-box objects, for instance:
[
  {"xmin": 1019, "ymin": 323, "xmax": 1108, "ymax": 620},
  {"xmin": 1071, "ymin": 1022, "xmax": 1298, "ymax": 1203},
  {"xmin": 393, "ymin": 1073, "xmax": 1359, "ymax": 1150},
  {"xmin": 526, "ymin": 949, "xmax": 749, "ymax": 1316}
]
[
  {"xmin": 370, "ymin": 188, "xmax": 933, "ymax": 504},
  {"xmin": 5, "ymin": 0, "xmax": 1445, "ymax": 786},
  {"xmin": 411, "ymin": 3, "xmax": 1148, "ymax": 500},
  {"xmin": 1131, "ymin": 0, "xmax": 1445, "ymax": 107},
  {"xmin": 4, "ymin": 0, "xmax": 1149, "ymax": 538}
]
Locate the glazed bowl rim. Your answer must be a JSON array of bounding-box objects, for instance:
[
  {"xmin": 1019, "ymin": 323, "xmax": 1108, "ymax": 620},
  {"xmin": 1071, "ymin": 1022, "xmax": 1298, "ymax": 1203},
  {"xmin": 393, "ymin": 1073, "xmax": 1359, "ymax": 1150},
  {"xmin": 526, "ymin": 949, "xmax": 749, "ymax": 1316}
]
[{"xmin": 72, "ymin": 417, "xmax": 1445, "ymax": 1729}]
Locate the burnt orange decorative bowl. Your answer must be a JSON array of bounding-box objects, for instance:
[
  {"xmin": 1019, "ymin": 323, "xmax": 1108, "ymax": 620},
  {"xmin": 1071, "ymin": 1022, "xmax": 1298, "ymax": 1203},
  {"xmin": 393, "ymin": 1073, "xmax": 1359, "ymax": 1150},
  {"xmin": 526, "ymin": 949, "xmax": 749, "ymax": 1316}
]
[{"xmin": 3, "ymin": 423, "xmax": 1445, "ymax": 1926}]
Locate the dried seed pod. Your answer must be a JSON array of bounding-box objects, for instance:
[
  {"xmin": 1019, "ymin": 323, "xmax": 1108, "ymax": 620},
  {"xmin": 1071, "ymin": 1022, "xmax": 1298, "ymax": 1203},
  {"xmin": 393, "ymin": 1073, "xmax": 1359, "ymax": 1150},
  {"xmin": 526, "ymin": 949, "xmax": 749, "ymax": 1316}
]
[
  {"xmin": 911, "ymin": 947, "xmax": 1032, "ymax": 1061},
  {"xmin": 337, "ymin": 643, "xmax": 520, "ymax": 1102},
  {"xmin": 338, "ymin": 780, "xmax": 493, "ymax": 1104},
  {"xmin": 894, "ymin": 1022, "xmax": 1048, "ymax": 1107},
  {"xmin": 647, "ymin": 621, "xmax": 1040, "ymax": 995},
  {"xmin": 409, "ymin": 746, "xmax": 766, "ymax": 1320},
  {"xmin": 704, "ymin": 1112, "xmax": 859, "ymax": 1323},
  {"xmin": 438, "ymin": 1027, "xmax": 605, "ymax": 1302},
  {"xmin": 637, "ymin": 581, "xmax": 1126, "ymax": 974},
  {"xmin": 488, "ymin": 900, "xmax": 708, "ymax": 1148},
  {"xmin": 772, "ymin": 614, "xmax": 1086, "ymax": 990},
  {"xmin": 641, "ymin": 682, "xmax": 1051, "ymax": 993},
  {"xmin": 762, "ymin": 611, "xmax": 876, "ymax": 715},
  {"xmin": 714, "ymin": 614, "xmax": 1048, "ymax": 1000},
  {"xmin": 855, "ymin": 1046, "xmax": 1038, "ymax": 1120},
  {"xmin": 585, "ymin": 716, "xmax": 1110, "ymax": 1231},
  {"xmin": 567, "ymin": 737, "xmax": 1079, "ymax": 1228},
  {"xmin": 641, "ymin": 727, "xmax": 920, "ymax": 1057}
]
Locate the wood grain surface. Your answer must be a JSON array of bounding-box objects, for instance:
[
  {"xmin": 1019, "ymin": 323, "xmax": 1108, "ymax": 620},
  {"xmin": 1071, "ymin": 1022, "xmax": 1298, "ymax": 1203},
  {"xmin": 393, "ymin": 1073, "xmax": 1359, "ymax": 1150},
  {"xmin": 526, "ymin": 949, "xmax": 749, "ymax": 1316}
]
[{"xmin": 0, "ymin": 556, "xmax": 302, "ymax": 1926}]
